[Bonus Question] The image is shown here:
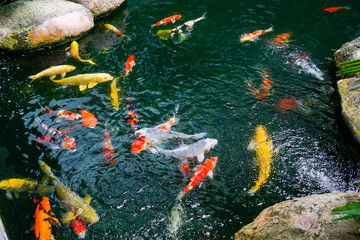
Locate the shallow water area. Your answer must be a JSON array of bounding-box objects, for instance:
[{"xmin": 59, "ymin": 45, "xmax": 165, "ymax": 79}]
[{"xmin": 1, "ymin": 0, "xmax": 360, "ymax": 239}]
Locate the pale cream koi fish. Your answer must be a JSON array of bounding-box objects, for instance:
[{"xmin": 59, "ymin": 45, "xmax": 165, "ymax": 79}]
[
  {"xmin": 51, "ymin": 73, "xmax": 114, "ymax": 91},
  {"xmin": 28, "ymin": 65, "xmax": 76, "ymax": 83}
]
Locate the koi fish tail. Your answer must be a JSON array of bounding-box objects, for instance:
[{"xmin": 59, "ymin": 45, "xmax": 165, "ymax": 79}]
[
  {"xmin": 28, "ymin": 75, "xmax": 38, "ymax": 83},
  {"xmin": 345, "ymin": 6, "xmax": 351, "ymax": 10},
  {"xmin": 176, "ymin": 192, "xmax": 185, "ymax": 200},
  {"xmin": 124, "ymin": 35, "xmax": 130, "ymax": 39},
  {"xmin": 38, "ymin": 161, "xmax": 57, "ymax": 181},
  {"xmin": 193, "ymin": 132, "xmax": 207, "ymax": 139},
  {"xmin": 266, "ymin": 26, "xmax": 274, "ymax": 33}
]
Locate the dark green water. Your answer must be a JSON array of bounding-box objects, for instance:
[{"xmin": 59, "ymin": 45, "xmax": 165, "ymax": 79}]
[{"xmin": 1, "ymin": 0, "xmax": 360, "ymax": 239}]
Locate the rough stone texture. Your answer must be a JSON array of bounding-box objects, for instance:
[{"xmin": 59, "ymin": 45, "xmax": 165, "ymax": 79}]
[
  {"xmin": 337, "ymin": 78, "xmax": 360, "ymax": 144},
  {"xmin": 68, "ymin": 0, "xmax": 126, "ymax": 18},
  {"xmin": 334, "ymin": 37, "xmax": 360, "ymax": 66},
  {"xmin": 0, "ymin": 0, "xmax": 94, "ymax": 50},
  {"xmin": 234, "ymin": 191, "xmax": 360, "ymax": 240}
]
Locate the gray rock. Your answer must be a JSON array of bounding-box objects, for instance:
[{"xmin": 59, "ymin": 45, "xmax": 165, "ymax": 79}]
[
  {"xmin": 0, "ymin": 0, "xmax": 94, "ymax": 50},
  {"xmin": 234, "ymin": 191, "xmax": 360, "ymax": 240},
  {"xmin": 334, "ymin": 37, "xmax": 360, "ymax": 66},
  {"xmin": 68, "ymin": 0, "xmax": 126, "ymax": 18}
]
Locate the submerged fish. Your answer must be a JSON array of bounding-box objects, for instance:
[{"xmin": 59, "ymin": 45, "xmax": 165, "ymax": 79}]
[
  {"xmin": 103, "ymin": 122, "xmax": 118, "ymax": 165},
  {"xmin": 248, "ymin": 70, "xmax": 273, "ymax": 100},
  {"xmin": 135, "ymin": 128, "xmax": 207, "ymax": 144},
  {"xmin": 240, "ymin": 26, "xmax": 273, "ymax": 43},
  {"xmin": 79, "ymin": 107, "xmax": 99, "ymax": 128},
  {"xmin": 66, "ymin": 41, "xmax": 96, "ymax": 65},
  {"xmin": 170, "ymin": 13, "xmax": 206, "ymax": 37},
  {"xmin": 125, "ymin": 93, "xmax": 140, "ymax": 130},
  {"xmin": 33, "ymin": 197, "xmax": 59, "ymax": 240},
  {"xmin": 153, "ymin": 138, "xmax": 218, "ymax": 162},
  {"xmin": 248, "ymin": 125, "xmax": 274, "ymax": 195},
  {"xmin": 152, "ymin": 14, "xmax": 182, "ymax": 27},
  {"xmin": 323, "ymin": 6, "xmax": 350, "ymax": 12},
  {"xmin": 51, "ymin": 73, "xmax": 114, "ymax": 92},
  {"xmin": 69, "ymin": 218, "xmax": 87, "ymax": 239},
  {"xmin": 28, "ymin": 65, "xmax": 76, "ymax": 83},
  {"xmin": 38, "ymin": 161, "xmax": 99, "ymax": 224},
  {"xmin": 104, "ymin": 24, "xmax": 130, "ymax": 39},
  {"xmin": 41, "ymin": 107, "xmax": 82, "ymax": 122},
  {"xmin": 0, "ymin": 178, "xmax": 52, "ymax": 199},
  {"xmin": 125, "ymin": 55, "xmax": 135, "ymax": 77},
  {"xmin": 177, "ymin": 157, "xmax": 218, "ymax": 200},
  {"xmin": 270, "ymin": 33, "xmax": 291, "ymax": 48},
  {"xmin": 110, "ymin": 76, "xmax": 121, "ymax": 111}
]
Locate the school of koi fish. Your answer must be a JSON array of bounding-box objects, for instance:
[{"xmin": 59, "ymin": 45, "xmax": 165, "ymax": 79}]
[{"xmin": 0, "ymin": 5, "xmax": 348, "ymax": 239}]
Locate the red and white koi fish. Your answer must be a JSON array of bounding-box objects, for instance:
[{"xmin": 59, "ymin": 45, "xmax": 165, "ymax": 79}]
[
  {"xmin": 103, "ymin": 122, "xmax": 118, "ymax": 165},
  {"xmin": 240, "ymin": 26, "xmax": 273, "ymax": 43},
  {"xmin": 33, "ymin": 197, "xmax": 60, "ymax": 240},
  {"xmin": 323, "ymin": 6, "xmax": 350, "ymax": 13},
  {"xmin": 135, "ymin": 128, "xmax": 207, "ymax": 144},
  {"xmin": 69, "ymin": 218, "xmax": 87, "ymax": 239},
  {"xmin": 35, "ymin": 116, "xmax": 76, "ymax": 152},
  {"xmin": 177, "ymin": 157, "xmax": 218, "ymax": 199},
  {"xmin": 41, "ymin": 107, "xmax": 82, "ymax": 122},
  {"xmin": 151, "ymin": 14, "xmax": 182, "ymax": 27},
  {"xmin": 79, "ymin": 107, "xmax": 99, "ymax": 128},
  {"xmin": 104, "ymin": 24, "xmax": 130, "ymax": 39},
  {"xmin": 125, "ymin": 92, "xmax": 140, "ymax": 131},
  {"xmin": 125, "ymin": 55, "xmax": 135, "ymax": 77}
]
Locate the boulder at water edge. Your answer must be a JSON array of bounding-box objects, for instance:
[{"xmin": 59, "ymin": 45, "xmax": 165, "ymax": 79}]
[
  {"xmin": 0, "ymin": 0, "xmax": 94, "ymax": 50},
  {"xmin": 334, "ymin": 37, "xmax": 360, "ymax": 145},
  {"xmin": 234, "ymin": 191, "xmax": 360, "ymax": 240},
  {"xmin": 68, "ymin": 0, "xmax": 126, "ymax": 18}
]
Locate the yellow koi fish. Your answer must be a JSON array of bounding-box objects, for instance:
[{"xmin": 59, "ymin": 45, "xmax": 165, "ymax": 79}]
[
  {"xmin": 28, "ymin": 65, "xmax": 76, "ymax": 83},
  {"xmin": 104, "ymin": 24, "xmax": 130, "ymax": 39},
  {"xmin": 0, "ymin": 178, "xmax": 53, "ymax": 199},
  {"xmin": 38, "ymin": 161, "xmax": 99, "ymax": 224},
  {"xmin": 51, "ymin": 73, "xmax": 114, "ymax": 91},
  {"xmin": 248, "ymin": 125, "xmax": 274, "ymax": 195},
  {"xmin": 66, "ymin": 41, "xmax": 96, "ymax": 65},
  {"xmin": 110, "ymin": 76, "xmax": 122, "ymax": 110}
]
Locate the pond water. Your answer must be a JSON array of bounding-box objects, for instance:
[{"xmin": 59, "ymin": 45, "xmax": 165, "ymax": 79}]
[{"xmin": 1, "ymin": 0, "xmax": 360, "ymax": 239}]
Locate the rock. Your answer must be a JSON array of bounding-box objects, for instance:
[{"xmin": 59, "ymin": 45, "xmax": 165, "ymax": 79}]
[
  {"xmin": 337, "ymin": 78, "xmax": 360, "ymax": 144},
  {"xmin": 334, "ymin": 37, "xmax": 360, "ymax": 66},
  {"xmin": 68, "ymin": 0, "xmax": 126, "ymax": 19},
  {"xmin": 234, "ymin": 191, "xmax": 360, "ymax": 240},
  {"xmin": 0, "ymin": 0, "xmax": 94, "ymax": 50}
]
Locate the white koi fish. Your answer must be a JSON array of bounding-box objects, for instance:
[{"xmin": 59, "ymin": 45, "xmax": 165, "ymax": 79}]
[{"xmin": 135, "ymin": 128, "xmax": 207, "ymax": 144}]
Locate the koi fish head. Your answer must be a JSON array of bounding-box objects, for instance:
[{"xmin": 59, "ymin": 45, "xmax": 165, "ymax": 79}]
[
  {"xmin": 134, "ymin": 129, "xmax": 146, "ymax": 138},
  {"xmin": 127, "ymin": 55, "xmax": 135, "ymax": 63},
  {"xmin": 70, "ymin": 41, "xmax": 79, "ymax": 49},
  {"xmin": 131, "ymin": 138, "xmax": 148, "ymax": 154},
  {"xmin": 204, "ymin": 138, "xmax": 218, "ymax": 152},
  {"xmin": 79, "ymin": 108, "xmax": 99, "ymax": 128},
  {"xmin": 61, "ymin": 136, "xmax": 77, "ymax": 152},
  {"xmin": 98, "ymin": 73, "xmax": 114, "ymax": 83},
  {"xmin": 70, "ymin": 219, "xmax": 87, "ymax": 238}
]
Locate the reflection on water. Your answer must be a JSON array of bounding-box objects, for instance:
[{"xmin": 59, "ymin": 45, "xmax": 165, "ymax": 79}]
[{"xmin": 1, "ymin": 0, "xmax": 360, "ymax": 239}]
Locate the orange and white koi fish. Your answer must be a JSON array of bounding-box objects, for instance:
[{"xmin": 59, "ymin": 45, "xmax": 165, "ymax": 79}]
[
  {"xmin": 248, "ymin": 70, "xmax": 273, "ymax": 100},
  {"xmin": 79, "ymin": 107, "xmax": 99, "ymax": 128},
  {"xmin": 323, "ymin": 6, "xmax": 350, "ymax": 12},
  {"xmin": 41, "ymin": 107, "xmax": 82, "ymax": 122},
  {"xmin": 177, "ymin": 157, "xmax": 218, "ymax": 199},
  {"xmin": 240, "ymin": 26, "xmax": 273, "ymax": 43},
  {"xmin": 28, "ymin": 65, "xmax": 76, "ymax": 83},
  {"xmin": 125, "ymin": 92, "xmax": 140, "ymax": 130},
  {"xmin": 151, "ymin": 14, "xmax": 182, "ymax": 27},
  {"xmin": 104, "ymin": 24, "xmax": 130, "ymax": 39},
  {"xmin": 66, "ymin": 41, "xmax": 96, "ymax": 65},
  {"xmin": 103, "ymin": 122, "xmax": 118, "ymax": 165},
  {"xmin": 248, "ymin": 125, "xmax": 274, "ymax": 195},
  {"xmin": 69, "ymin": 219, "xmax": 87, "ymax": 239},
  {"xmin": 35, "ymin": 116, "xmax": 76, "ymax": 152},
  {"xmin": 33, "ymin": 197, "xmax": 60, "ymax": 240},
  {"xmin": 125, "ymin": 55, "xmax": 135, "ymax": 77}
]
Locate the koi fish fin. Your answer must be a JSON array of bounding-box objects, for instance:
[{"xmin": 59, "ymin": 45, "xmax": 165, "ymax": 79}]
[
  {"xmin": 61, "ymin": 72, "xmax": 66, "ymax": 79},
  {"xmin": 65, "ymin": 46, "xmax": 70, "ymax": 52},
  {"xmin": 87, "ymin": 82, "xmax": 98, "ymax": 89},
  {"xmin": 49, "ymin": 75, "xmax": 56, "ymax": 80},
  {"xmin": 199, "ymin": 182, "xmax": 203, "ymax": 188},
  {"xmin": 149, "ymin": 146, "xmax": 158, "ymax": 154},
  {"xmin": 84, "ymin": 195, "xmax": 91, "ymax": 204},
  {"xmin": 247, "ymin": 139, "xmax": 256, "ymax": 150},
  {"xmin": 47, "ymin": 216, "xmax": 60, "ymax": 226},
  {"xmin": 197, "ymin": 153, "xmax": 205, "ymax": 163},
  {"xmin": 5, "ymin": 191, "xmax": 13, "ymax": 200},
  {"xmin": 79, "ymin": 85, "xmax": 87, "ymax": 91},
  {"xmin": 266, "ymin": 26, "xmax": 274, "ymax": 33},
  {"xmin": 28, "ymin": 75, "xmax": 38, "ymax": 83},
  {"xmin": 208, "ymin": 170, "xmax": 214, "ymax": 179},
  {"xmin": 176, "ymin": 192, "xmax": 185, "ymax": 200},
  {"xmin": 87, "ymin": 59, "xmax": 96, "ymax": 65},
  {"xmin": 193, "ymin": 132, "xmax": 207, "ymax": 139},
  {"xmin": 62, "ymin": 211, "xmax": 76, "ymax": 223}
]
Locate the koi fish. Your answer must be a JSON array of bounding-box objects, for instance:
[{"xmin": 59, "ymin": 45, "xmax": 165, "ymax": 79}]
[
  {"xmin": 33, "ymin": 197, "xmax": 60, "ymax": 240},
  {"xmin": 152, "ymin": 138, "xmax": 218, "ymax": 162},
  {"xmin": 103, "ymin": 122, "xmax": 118, "ymax": 165},
  {"xmin": 65, "ymin": 41, "xmax": 96, "ymax": 65},
  {"xmin": 125, "ymin": 93, "xmax": 140, "ymax": 130},
  {"xmin": 41, "ymin": 107, "xmax": 82, "ymax": 122},
  {"xmin": 151, "ymin": 14, "xmax": 182, "ymax": 27},
  {"xmin": 110, "ymin": 76, "xmax": 121, "ymax": 111},
  {"xmin": 270, "ymin": 33, "xmax": 291, "ymax": 48},
  {"xmin": 125, "ymin": 55, "xmax": 135, "ymax": 77},
  {"xmin": 104, "ymin": 24, "xmax": 130, "ymax": 39},
  {"xmin": 51, "ymin": 73, "xmax": 114, "ymax": 92},
  {"xmin": 323, "ymin": 6, "xmax": 350, "ymax": 12},
  {"xmin": 170, "ymin": 13, "xmax": 206, "ymax": 37},
  {"xmin": 35, "ymin": 116, "xmax": 76, "ymax": 152},
  {"xmin": 135, "ymin": 128, "xmax": 207, "ymax": 144},
  {"xmin": 69, "ymin": 219, "xmax": 87, "ymax": 239},
  {"xmin": 78, "ymin": 107, "xmax": 99, "ymax": 128},
  {"xmin": 248, "ymin": 125, "xmax": 274, "ymax": 195},
  {"xmin": 38, "ymin": 161, "xmax": 100, "ymax": 224},
  {"xmin": 248, "ymin": 70, "xmax": 273, "ymax": 100},
  {"xmin": 240, "ymin": 26, "xmax": 273, "ymax": 43},
  {"xmin": 287, "ymin": 51, "xmax": 324, "ymax": 80},
  {"xmin": 177, "ymin": 157, "xmax": 218, "ymax": 199},
  {"xmin": 28, "ymin": 65, "xmax": 76, "ymax": 83},
  {"xmin": 0, "ymin": 178, "xmax": 53, "ymax": 199}
]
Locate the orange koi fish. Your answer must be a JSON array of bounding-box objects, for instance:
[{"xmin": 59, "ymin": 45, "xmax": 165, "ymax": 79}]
[
  {"xmin": 323, "ymin": 6, "xmax": 350, "ymax": 12},
  {"xmin": 177, "ymin": 157, "xmax": 218, "ymax": 199},
  {"xmin": 104, "ymin": 24, "xmax": 130, "ymax": 39},
  {"xmin": 125, "ymin": 91, "xmax": 140, "ymax": 130},
  {"xmin": 151, "ymin": 14, "xmax": 182, "ymax": 27},
  {"xmin": 125, "ymin": 55, "xmax": 135, "ymax": 77},
  {"xmin": 79, "ymin": 107, "xmax": 99, "ymax": 128},
  {"xmin": 248, "ymin": 70, "xmax": 273, "ymax": 100},
  {"xmin": 42, "ymin": 107, "xmax": 82, "ymax": 122},
  {"xmin": 271, "ymin": 33, "xmax": 291, "ymax": 48},
  {"xmin": 103, "ymin": 122, "xmax": 118, "ymax": 165},
  {"xmin": 69, "ymin": 219, "xmax": 87, "ymax": 239},
  {"xmin": 35, "ymin": 116, "xmax": 76, "ymax": 152},
  {"xmin": 33, "ymin": 197, "xmax": 60, "ymax": 240},
  {"xmin": 240, "ymin": 26, "xmax": 273, "ymax": 43}
]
